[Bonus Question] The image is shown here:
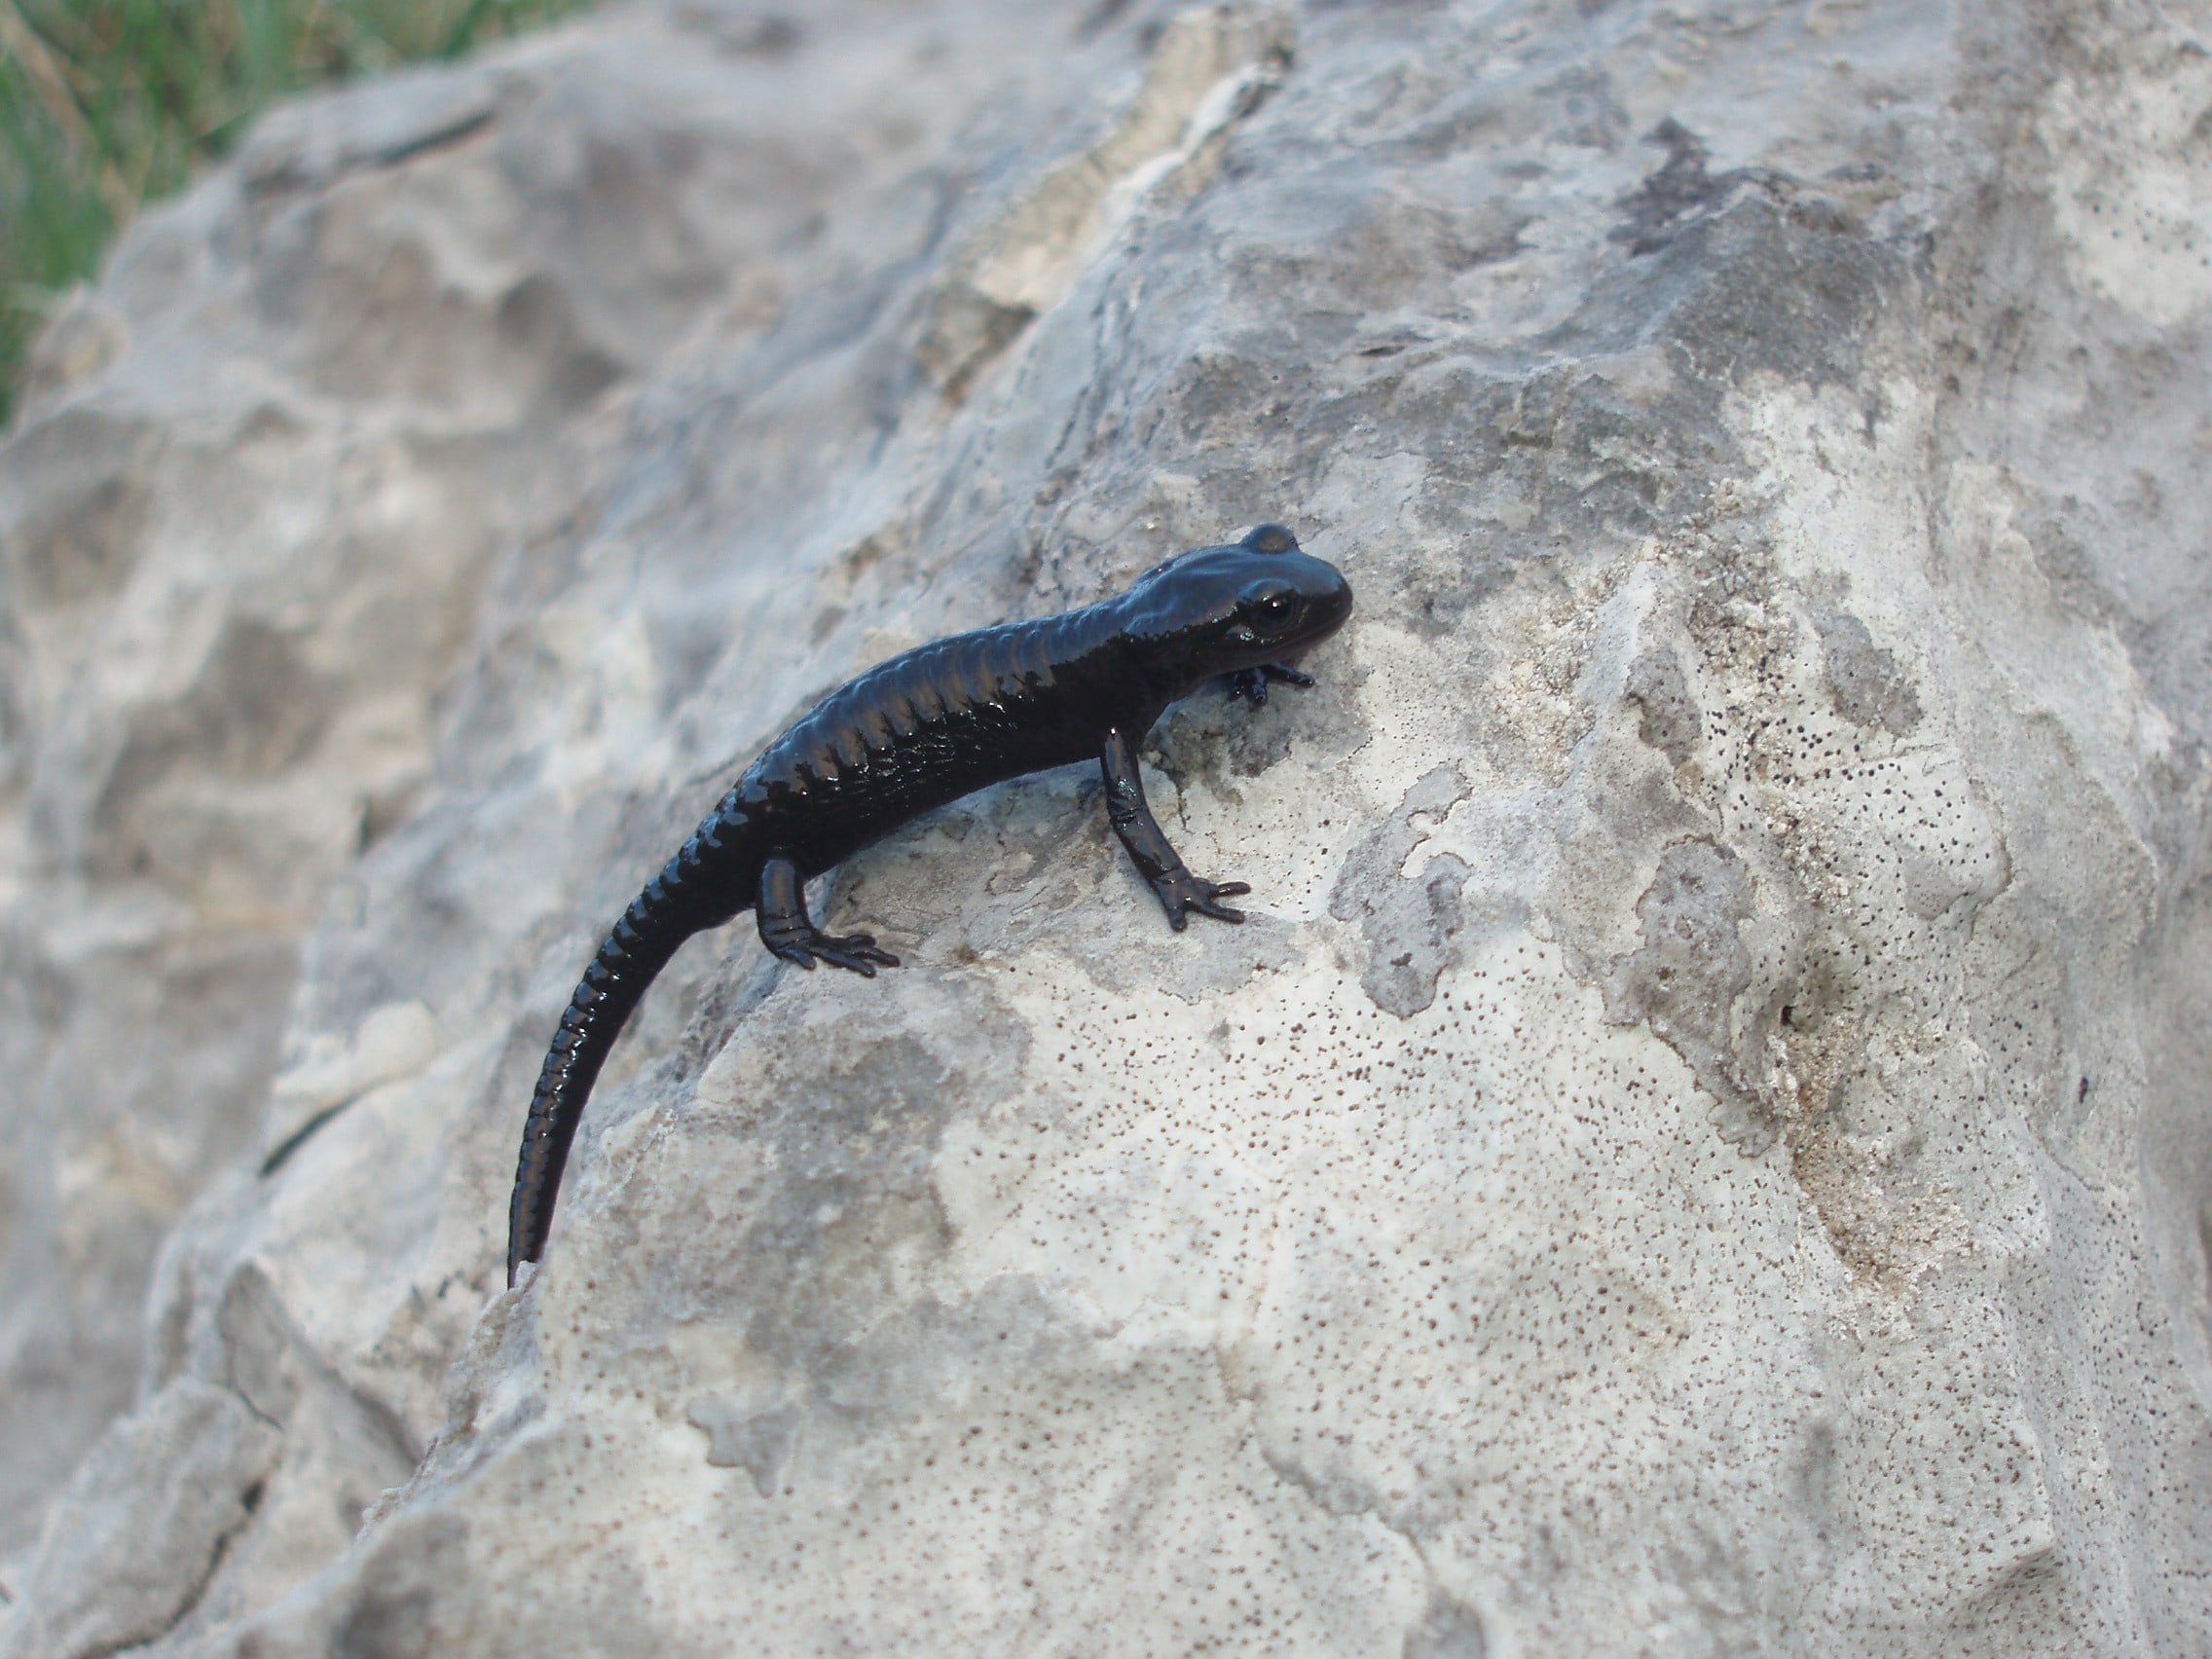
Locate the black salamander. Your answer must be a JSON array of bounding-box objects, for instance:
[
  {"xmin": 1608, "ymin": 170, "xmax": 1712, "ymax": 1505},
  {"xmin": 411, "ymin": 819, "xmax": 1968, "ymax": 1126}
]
[{"xmin": 507, "ymin": 524, "xmax": 1352, "ymax": 1283}]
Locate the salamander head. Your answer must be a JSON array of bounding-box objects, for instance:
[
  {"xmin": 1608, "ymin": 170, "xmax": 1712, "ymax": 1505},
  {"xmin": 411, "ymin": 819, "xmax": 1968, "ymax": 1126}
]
[{"xmin": 1117, "ymin": 524, "xmax": 1353, "ymax": 692}]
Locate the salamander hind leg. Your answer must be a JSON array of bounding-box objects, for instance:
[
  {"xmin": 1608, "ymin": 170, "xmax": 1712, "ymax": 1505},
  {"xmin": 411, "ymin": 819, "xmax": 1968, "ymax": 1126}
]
[{"xmin": 756, "ymin": 856, "xmax": 901, "ymax": 975}]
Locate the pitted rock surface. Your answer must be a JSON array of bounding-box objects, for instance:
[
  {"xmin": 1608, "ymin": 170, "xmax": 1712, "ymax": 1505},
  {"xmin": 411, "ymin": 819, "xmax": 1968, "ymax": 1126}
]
[{"xmin": 3, "ymin": 0, "xmax": 2211, "ymax": 1654}]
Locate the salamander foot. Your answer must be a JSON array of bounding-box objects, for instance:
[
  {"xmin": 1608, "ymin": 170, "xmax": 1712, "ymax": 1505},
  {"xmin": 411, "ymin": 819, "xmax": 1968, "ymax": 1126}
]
[
  {"xmin": 1151, "ymin": 869, "xmax": 1250, "ymax": 930},
  {"xmin": 764, "ymin": 925, "xmax": 901, "ymax": 976},
  {"xmin": 1226, "ymin": 662, "xmax": 1316, "ymax": 704},
  {"xmin": 756, "ymin": 855, "xmax": 900, "ymax": 975}
]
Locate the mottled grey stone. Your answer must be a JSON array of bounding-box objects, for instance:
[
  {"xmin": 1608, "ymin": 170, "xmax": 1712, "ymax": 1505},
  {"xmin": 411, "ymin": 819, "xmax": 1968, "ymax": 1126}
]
[
  {"xmin": 0, "ymin": 1380, "xmax": 279, "ymax": 1659},
  {"xmin": 1816, "ymin": 608, "xmax": 1922, "ymax": 735},
  {"xmin": 1603, "ymin": 836, "xmax": 1767, "ymax": 1147},
  {"xmin": 1330, "ymin": 762, "xmax": 1472, "ymax": 1017},
  {"xmin": 1402, "ymin": 1590, "xmax": 1489, "ymax": 1659},
  {"xmin": 1623, "ymin": 644, "xmax": 1700, "ymax": 763}
]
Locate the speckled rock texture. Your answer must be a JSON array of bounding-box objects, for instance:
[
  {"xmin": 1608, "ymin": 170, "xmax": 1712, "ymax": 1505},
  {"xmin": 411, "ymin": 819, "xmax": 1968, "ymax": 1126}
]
[{"xmin": 3, "ymin": 0, "xmax": 2210, "ymax": 1653}]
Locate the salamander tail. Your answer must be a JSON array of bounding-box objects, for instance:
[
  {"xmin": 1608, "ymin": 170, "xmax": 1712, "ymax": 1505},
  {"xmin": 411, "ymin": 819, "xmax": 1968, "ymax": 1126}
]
[{"xmin": 506, "ymin": 843, "xmax": 731, "ymax": 1285}]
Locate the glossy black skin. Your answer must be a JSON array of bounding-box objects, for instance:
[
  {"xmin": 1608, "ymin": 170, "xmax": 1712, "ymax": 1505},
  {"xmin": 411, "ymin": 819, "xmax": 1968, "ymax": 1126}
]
[{"xmin": 507, "ymin": 524, "xmax": 1352, "ymax": 1283}]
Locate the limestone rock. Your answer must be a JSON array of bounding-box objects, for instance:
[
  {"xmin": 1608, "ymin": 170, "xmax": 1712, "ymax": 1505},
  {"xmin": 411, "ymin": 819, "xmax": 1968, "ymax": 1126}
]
[
  {"xmin": 0, "ymin": 0, "xmax": 1099, "ymax": 1582},
  {"xmin": 2, "ymin": 1379, "xmax": 280, "ymax": 1659},
  {"xmin": 4, "ymin": 0, "xmax": 2212, "ymax": 1654}
]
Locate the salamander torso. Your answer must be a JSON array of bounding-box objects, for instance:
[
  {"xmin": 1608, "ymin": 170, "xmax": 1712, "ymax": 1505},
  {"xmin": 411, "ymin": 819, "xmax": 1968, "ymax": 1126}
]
[
  {"xmin": 507, "ymin": 524, "xmax": 1352, "ymax": 1282},
  {"xmin": 744, "ymin": 608, "xmax": 1131, "ymax": 876}
]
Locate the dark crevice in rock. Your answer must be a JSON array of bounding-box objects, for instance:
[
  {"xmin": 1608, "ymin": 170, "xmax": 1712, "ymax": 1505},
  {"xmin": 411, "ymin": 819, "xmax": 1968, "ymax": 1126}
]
[
  {"xmin": 1611, "ymin": 118, "xmax": 1778, "ymax": 257},
  {"xmin": 369, "ymin": 107, "xmax": 496, "ymax": 170},
  {"xmin": 257, "ymin": 1095, "xmax": 354, "ymax": 1178}
]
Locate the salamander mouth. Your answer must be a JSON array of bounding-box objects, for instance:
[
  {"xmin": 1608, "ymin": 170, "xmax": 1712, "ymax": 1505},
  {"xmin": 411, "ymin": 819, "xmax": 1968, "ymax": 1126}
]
[{"xmin": 1290, "ymin": 571, "xmax": 1353, "ymax": 647}]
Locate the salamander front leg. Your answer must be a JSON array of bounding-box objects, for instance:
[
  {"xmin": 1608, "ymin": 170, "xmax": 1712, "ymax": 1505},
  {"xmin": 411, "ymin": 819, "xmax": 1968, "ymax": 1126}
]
[
  {"xmin": 1225, "ymin": 662, "xmax": 1315, "ymax": 705},
  {"xmin": 757, "ymin": 856, "xmax": 900, "ymax": 975},
  {"xmin": 1100, "ymin": 726, "xmax": 1250, "ymax": 930}
]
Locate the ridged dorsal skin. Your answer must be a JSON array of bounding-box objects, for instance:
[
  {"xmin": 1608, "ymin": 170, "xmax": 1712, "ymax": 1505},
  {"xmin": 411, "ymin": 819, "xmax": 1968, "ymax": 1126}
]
[
  {"xmin": 508, "ymin": 529, "xmax": 1352, "ymax": 1282},
  {"xmin": 742, "ymin": 604, "xmax": 1142, "ymax": 880}
]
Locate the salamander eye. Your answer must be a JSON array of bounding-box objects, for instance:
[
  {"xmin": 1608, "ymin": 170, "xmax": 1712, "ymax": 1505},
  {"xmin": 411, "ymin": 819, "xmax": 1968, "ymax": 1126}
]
[
  {"xmin": 1242, "ymin": 523, "xmax": 1298, "ymax": 555},
  {"xmin": 1237, "ymin": 578, "xmax": 1300, "ymax": 635}
]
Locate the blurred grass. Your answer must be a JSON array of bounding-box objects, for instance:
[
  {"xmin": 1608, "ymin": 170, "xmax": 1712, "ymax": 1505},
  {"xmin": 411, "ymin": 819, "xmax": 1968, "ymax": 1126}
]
[{"xmin": 0, "ymin": 0, "xmax": 592, "ymax": 425}]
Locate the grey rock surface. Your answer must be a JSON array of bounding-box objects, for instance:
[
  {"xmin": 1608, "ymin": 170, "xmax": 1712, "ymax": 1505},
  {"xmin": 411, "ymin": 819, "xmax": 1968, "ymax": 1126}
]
[
  {"xmin": 3, "ymin": 1380, "xmax": 280, "ymax": 1659},
  {"xmin": 2, "ymin": 0, "xmax": 2210, "ymax": 1654}
]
